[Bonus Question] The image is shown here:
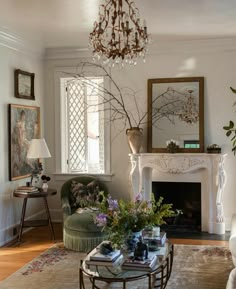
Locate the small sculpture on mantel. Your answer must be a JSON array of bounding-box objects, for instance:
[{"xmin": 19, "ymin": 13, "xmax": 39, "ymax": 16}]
[
  {"xmin": 207, "ymin": 144, "xmax": 221, "ymax": 154},
  {"xmin": 166, "ymin": 139, "xmax": 179, "ymax": 153}
]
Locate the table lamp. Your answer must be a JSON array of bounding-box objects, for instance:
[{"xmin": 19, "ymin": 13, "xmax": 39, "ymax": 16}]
[{"xmin": 27, "ymin": 138, "xmax": 51, "ymax": 186}]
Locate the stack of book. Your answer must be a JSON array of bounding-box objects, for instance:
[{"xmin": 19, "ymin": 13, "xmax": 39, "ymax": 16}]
[
  {"xmin": 85, "ymin": 248, "xmax": 123, "ymax": 267},
  {"xmin": 122, "ymin": 251, "xmax": 158, "ymax": 271},
  {"xmin": 15, "ymin": 186, "xmax": 39, "ymax": 194},
  {"xmin": 142, "ymin": 231, "xmax": 167, "ymax": 251}
]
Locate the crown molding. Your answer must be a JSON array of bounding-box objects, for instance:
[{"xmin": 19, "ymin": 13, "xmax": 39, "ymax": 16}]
[
  {"xmin": 44, "ymin": 37, "xmax": 236, "ymax": 60},
  {"xmin": 44, "ymin": 47, "xmax": 91, "ymax": 60},
  {"xmin": 148, "ymin": 37, "xmax": 236, "ymax": 55},
  {"xmin": 0, "ymin": 28, "xmax": 44, "ymax": 58}
]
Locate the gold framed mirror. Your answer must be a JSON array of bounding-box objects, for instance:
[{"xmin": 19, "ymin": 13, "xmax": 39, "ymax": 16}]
[{"xmin": 147, "ymin": 77, "xmax": 204, "ymax": 153}]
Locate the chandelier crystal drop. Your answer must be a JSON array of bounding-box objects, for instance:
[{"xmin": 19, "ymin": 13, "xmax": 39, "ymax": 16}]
[{"xmin": 89, "ymin": 0, "xmax": 151, "ymax": 66}]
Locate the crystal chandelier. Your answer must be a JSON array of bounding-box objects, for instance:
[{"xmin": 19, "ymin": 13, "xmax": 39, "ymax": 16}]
[
  {"xmin": 89, "ymin": 0, "xmax": 151, "ymax": 66},
  {"xmin": 178, "ymin": 90, "xmax": 199, "ymax": 124}
]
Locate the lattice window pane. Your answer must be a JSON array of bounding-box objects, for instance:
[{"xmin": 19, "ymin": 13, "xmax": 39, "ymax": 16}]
[
  {"xmin": 65, "ymin": 77, "xmax": 105, "ymax": 173},
  {"xmin": 99, "ymin": 95, "xmax": 105, "ymax": 173},
  {"xmin": 67, "ymin": 80, "xmax": 87, "ymax": 172}
]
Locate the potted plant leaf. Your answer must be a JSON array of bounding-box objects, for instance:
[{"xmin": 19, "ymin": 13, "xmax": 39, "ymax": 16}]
[{"xmin": 223, "ymin": 87, "xmax": 236, "ymax": 155}]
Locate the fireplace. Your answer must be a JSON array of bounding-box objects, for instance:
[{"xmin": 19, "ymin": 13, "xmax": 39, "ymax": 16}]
[
  {"xmin": 129, "ymin": 153, "xmax": 227, "ymax": 234},
  {"xmin": 153, "ymin": 181, "xmax": 201, "ymax": 232}
]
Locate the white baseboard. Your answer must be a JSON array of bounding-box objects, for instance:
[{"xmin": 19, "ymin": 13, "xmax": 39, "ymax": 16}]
[
  {"xmin": 50, "ymin": 209, "xmax": 63, "ymax": 223},
  {"xmin": 0, "ymin": 209, "xmax": 62, "ymax": 247}
]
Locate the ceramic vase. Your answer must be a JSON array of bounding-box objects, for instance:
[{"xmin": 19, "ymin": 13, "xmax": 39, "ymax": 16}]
[
  {"xmin": 126, "ymin": 127, "xmax": 143, "ymax": 154},
  {"xmin": 42, "ymin": 182, "xmax": 48, "ymax": 192},
  {"xmin": 126, "ymin": 231, "xmax": 142, "ymax": 252}
]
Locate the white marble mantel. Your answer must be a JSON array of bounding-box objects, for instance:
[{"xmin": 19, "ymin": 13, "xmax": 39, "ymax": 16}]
[{"xmin": 129, "ymin": 153, "xmax": 227, "ymax": 235}]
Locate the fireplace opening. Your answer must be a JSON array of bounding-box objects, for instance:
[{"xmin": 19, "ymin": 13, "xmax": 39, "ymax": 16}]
[{"xmin": 152, "ymin": 182, "xmax": 201, "ymax": 233}]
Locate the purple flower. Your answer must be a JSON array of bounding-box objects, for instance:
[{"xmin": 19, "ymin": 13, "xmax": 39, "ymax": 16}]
[
  {"xmin": 134, "ymin": 192, "xmax": 143, "ymax": 203},
  {"xmin": 108, "ymin": 197, "xmax": 119, "ymax": 211},
  {"xmin": 95, "ymin": 213, "xmax": 107, "ymax": 227}
]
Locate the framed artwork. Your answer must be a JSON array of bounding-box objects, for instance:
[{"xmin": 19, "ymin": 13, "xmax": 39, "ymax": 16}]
[
  {"xmin": 14, "ymin": 69, "xmax": 35, "ymax": 100},
  {"xmin": 9, "ymin": 104, "xmax": 40, "ymax": 181},
  {"xmin": 147, "ymin": 77, "xmax": 204, "ymax": 153}
]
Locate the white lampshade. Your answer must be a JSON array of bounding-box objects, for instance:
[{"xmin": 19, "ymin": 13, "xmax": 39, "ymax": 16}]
[{"xmin": 27, "ymin": 138, "xmax": 51, "ymax": 159}]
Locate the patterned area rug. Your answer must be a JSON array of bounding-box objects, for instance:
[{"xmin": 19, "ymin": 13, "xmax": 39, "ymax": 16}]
[{"xmin": 0, "ymin": 243, "xmax": 233, "ymax": 289}]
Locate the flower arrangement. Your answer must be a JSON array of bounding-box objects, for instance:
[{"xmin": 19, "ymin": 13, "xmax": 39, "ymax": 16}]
[
  {"xmin": 94, "ymin": 192, "xmax": 175, "ymax": 248},
  {"xmin": 41, "ymin": 175, "xmax": 51, "ymax": 183}
]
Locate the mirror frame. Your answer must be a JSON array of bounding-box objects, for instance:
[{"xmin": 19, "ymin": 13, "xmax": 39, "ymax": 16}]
[{"xmin": 147, "ymin": 77, "xmax": 204, "ymax": 153}]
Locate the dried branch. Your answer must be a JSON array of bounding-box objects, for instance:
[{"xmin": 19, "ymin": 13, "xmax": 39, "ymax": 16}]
[{"xmin": 62, "ymin": 62, "xmax": 186, "ymax": 132}]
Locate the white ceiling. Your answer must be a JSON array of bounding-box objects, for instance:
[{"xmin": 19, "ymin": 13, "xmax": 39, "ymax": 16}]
[{"xmin": 0, "ymin": 0, "xmax": 236, "ymax": 49}]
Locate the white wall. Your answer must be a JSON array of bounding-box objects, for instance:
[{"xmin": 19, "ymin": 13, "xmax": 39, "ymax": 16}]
[
  {"xmin": 1, "ymin": 35, "xmax": 235, "ymax": 247},
  {"xmin": 44, "ymin": 39, "xmax": 236, "ymax": 232},
  {"xmin": 0, "ymin": 35, "xmax": 45, "ymax": 246}
]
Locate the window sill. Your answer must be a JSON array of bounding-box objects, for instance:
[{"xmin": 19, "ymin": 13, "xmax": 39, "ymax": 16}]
[{"xmin": 53, "ymin": 172, "xmax": 113, "ymax": 182}]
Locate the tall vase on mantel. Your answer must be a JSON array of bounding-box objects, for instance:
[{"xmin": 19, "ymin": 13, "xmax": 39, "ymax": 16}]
[{"xmin": 126, "ymin": 127, "xmax": 143, "ymax": 154}]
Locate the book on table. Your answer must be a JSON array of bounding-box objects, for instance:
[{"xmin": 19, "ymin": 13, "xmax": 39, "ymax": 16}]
[
  {"xmin": 142, "ymin": 231, "xmax": 166, "ymax": 244},
  {"xmin": 142, "ymin": 231, "xmax": 167, "ymax": 251},
  {"xmin": 85, "ymin": 254, "xmax": 123, "ymax": 267},
  {"xmin": 15, "ymin": 186, "xmax": 39, "ymax": 193},
  {"xmin": 90, "ymin": 247, "xmax": 121, "ymax": 262},
  {"xmin": 122, "ymin": 251, "xmax": 158, "ymax": 270}
]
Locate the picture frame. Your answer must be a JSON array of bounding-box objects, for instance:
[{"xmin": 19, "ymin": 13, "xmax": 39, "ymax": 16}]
[
  {"xmin": 14, "ymin": 69, "xmax": 35, "ymax": 100},
  {"xmin": 9, "ymin": 104, "xmax": 40, "ymax": 181},
  {"xmin": 147, "ymin": 77, "xmax": 204, "ymax": 153}
]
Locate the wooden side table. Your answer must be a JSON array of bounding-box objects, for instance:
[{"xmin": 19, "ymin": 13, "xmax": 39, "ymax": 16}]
[{"xmin": 13, "ymin": 188, "xmax": 57, "ymax": 244}]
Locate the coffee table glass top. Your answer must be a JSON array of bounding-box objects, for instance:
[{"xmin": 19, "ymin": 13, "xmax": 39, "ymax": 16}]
[{"xmin": 81, "ymin": 241, "xmax": 172, "ymax": 280}]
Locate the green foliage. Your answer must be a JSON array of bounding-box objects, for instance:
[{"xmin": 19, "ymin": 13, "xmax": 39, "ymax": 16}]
[
  {"xmin": 223, "ymin": 87, "xmax": 236, "ymax": 155},
  {"xmin": 94, "ymin": 192, "xmax": 176, "ymax": 247}
]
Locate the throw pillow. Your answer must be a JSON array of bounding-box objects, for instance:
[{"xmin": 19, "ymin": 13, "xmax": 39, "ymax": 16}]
[{"xmin": 70, "ymin": 180, "xmax": 100, "ymax": 209}]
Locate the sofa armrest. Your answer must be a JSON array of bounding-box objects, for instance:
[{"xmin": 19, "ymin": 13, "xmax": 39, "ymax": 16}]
[
  {"xmin": 229, "ymin": 214, "xmax": 236, "ymax": 266},
  {"xmin": 226, "ymin": 268, "xmax": 236, "ymax": 289},
  {"xmin": 229, "ymin": 236, "xmax": 236, "ymax": 258}
]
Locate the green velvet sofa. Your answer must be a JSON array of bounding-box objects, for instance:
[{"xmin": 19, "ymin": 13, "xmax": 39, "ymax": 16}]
[{"xmin": 61, "ymin": 176, "xmax": 108, "ymax": 252}]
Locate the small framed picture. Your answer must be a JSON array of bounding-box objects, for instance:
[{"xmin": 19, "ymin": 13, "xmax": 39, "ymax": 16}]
[{"xmin": 14, "ymin": 69, "xmax": 35, "ymax": 100}]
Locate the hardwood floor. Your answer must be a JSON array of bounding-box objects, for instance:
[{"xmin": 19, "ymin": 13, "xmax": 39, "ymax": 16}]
[
  {"xmin": 0, "ymin": 223, "xmax": 63, "ymax": 281},
  {"xmin": 0, "ymin": 223, "xmax": 229, "ymax": 282}
]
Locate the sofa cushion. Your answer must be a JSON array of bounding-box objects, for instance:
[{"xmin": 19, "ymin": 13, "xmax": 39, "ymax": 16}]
[
  {"xmin": 64, "ymin": 212, "xmax": 101, "ymax": 232},
  {"xmin": 226, "ymin": 268, "xmax": 236, "ymax": 289},
  {"xmin": 70, "ymin": 180, "xmax": 100, "ymax": 209},
  {"xmin": 229, "ymin": 214, "xmax": 236, "ymax": 267}
]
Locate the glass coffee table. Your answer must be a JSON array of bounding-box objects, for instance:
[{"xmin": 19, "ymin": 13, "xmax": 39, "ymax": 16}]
[{"xmin": 79, "ymin": 241, "xmax": 173, "ymax": 289}]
